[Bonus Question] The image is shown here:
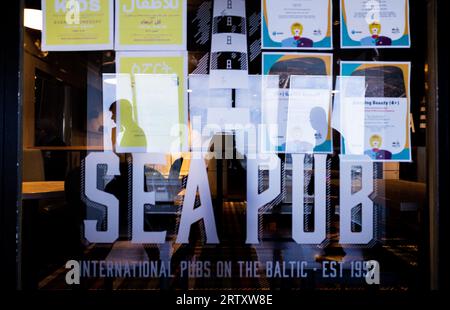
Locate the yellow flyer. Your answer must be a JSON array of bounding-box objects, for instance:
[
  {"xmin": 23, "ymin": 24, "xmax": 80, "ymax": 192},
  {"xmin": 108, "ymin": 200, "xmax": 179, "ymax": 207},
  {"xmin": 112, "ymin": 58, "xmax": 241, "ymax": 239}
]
[
  {"xmin": 42, "ymin": 0, "xmax": 113, "ymax": 51},
  {"xmin": 115, "ymin": 52, "xmax": 188, "ymax": 153},
  {"xmin": 115, "ymin": 0, "xmax": 187, "ymax": 51}
]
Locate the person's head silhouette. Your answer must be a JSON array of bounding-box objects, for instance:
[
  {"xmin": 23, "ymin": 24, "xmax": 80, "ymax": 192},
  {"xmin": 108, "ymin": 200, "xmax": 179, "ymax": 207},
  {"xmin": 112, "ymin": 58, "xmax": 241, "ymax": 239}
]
[
  {"xmin": 109, "ymin": 99, "xmax": 136, "ymax": 128},
  {"xmin": 109, "ymin": 99, "xmax": 147, "ymax": 150}
]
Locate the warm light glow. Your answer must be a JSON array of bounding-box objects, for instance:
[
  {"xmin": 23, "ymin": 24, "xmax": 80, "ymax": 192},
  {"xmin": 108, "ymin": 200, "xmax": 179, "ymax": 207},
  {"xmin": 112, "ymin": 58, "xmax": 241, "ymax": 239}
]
[{"xmin": 24, "ymin": 9, "xmax": 42, "ymax": 31}]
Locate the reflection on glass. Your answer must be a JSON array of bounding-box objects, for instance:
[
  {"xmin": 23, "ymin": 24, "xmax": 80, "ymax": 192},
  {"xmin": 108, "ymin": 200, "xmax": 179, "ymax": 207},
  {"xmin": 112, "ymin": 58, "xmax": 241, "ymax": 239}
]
[
  {"xmin": 113, "ymin": 99, "xmax": 147, "ymax": 151},
  {"xmin": 262, "ymin": 75, "xmax": 332, "ymax": 154},
  {"xmin": 189, "ymin": 74, "xmax": 259, "ymax": 157},
  {"xmin": 335, "ymin": 76, "xmax": 366, "ymax": 156},
  {"xmin": 261, "ymin": 74, "xmax": 280, "ymax": 153},
  {"xmin": 104, "ymin": 73, "xmax": 185, "ymax": 153},
  {"xmin": 188, "ymin": 74, "xmax": 232, "ymax": 153},
  {"xmin": 134, "ymin": 73, "xmax": 180, "ymax": 153},
  {"xmin": 286, "ymin": 75, "xmax": 332, "ymax": 153}
]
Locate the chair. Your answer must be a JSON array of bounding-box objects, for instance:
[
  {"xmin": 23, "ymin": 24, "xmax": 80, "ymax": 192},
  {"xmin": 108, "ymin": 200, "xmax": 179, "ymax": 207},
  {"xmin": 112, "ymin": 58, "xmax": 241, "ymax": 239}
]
[
  {"xmin": 145, "ymin": 157, "xmax": 184, "ymax": 202},
  {"xmin": 168, "ymin": 157, "xmax": 184, "ymax": 200},
  {"xmin": 168, "ymin": 157, "xmax": 183, "ymax": 181}
]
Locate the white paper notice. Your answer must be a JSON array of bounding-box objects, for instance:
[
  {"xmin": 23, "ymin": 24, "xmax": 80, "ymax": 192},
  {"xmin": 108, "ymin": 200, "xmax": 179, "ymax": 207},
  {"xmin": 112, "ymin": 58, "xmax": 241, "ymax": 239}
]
[
  {"xmin": 286, "ymin": 76, "xmax": 332, "ymax": 153},
  {"xmin": 341, "ymin": 0, "xmax": 410, "ymax": 48},
  {"xmin": 263, "ymin": 0, "xmax": 332, "ymax": 49},
  {"xmin": 134, "ymin": 74, "xmax": 180, "ymax": 153}
]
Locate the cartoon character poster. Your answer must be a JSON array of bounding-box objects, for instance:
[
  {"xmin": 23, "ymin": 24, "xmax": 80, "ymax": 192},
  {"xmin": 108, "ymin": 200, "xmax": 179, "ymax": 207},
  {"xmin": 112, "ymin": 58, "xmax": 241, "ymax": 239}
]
[
  {"xmin": 340, "ymin": 0, "xmax": 411, "ymax": 48},
  {"xmin": 339, "ymin": 61, "xmax": 411, "ymax": 162},
  {"xmin": 262, "ymin": 0, "xmax": 333, "ymax": 50}
]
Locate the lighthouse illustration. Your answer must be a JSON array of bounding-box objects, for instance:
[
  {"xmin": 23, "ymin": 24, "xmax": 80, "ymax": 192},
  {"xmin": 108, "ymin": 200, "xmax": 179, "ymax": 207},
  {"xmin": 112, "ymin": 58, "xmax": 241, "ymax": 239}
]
[{"xmin": 209, "ymin": 0, "xmax": 249, "ymax": 89}]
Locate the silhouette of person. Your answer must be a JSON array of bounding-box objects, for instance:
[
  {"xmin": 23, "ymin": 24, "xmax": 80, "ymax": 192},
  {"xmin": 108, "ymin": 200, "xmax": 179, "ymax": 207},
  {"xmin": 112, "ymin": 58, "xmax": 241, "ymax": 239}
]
[
  {"xmin": 109, "ymin": 99, "xmax": 147, "ymax": 151},
  {"xmin": 103, "ymin": 99, "xmax": 148, "ymax": 238},
  {"xmin": 286, "ymin": 106, "xmax": 328, "ymax": 153}
]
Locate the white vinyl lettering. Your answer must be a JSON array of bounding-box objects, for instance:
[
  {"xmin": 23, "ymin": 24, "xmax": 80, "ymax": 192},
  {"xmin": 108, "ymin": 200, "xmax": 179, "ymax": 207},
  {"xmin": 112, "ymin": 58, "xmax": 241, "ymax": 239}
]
[
  {"xmin": 176, "ymin": 158, "xmax": 219, "ymax": 244},
  {"xmin": 84, "ymin": 152, "xmax": 120, "ymax": 243},
  {"xmin": 131, "ymin": 153, "xmax": 167, "ymax": 243},
  {"xmin": 339, "ymin": 156, "xmax": 374, "ymax": 244},
  {"xmin": 246, "ymin": 154, "xmax": 281, "ymax": 244},
  {"xmin": 292, "ymin": 154, "xmax": 327, "ymax": 244}
]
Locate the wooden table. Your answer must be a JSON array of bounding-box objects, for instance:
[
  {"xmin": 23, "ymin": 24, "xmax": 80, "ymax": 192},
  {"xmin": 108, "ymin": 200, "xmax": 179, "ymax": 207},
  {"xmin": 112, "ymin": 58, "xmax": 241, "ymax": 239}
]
[
  {"xmin": 22, "ymin": 181, "xmax": 65, "ymax": 200},
  {"xmin": 26, "ymin": 146, "xmax": 104, "ymax": 151}
]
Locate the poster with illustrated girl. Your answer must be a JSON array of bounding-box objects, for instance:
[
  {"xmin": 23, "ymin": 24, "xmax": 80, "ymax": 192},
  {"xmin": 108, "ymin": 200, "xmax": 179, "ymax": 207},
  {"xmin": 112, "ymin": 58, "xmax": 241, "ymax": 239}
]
[
  {"xmin": 262, "ymin": 0, "xmax": 333, "ymax": 50},
  {"xmin": 339, "ymin": 61, "xmax": 411, "ymax": 162},
  {"xmin": 262, "ymin": 52, "xmax": 334, "ymax": 154},
  {"xmin": 340, "ymin": 0, "xmax": 411, "ymax": 48}
]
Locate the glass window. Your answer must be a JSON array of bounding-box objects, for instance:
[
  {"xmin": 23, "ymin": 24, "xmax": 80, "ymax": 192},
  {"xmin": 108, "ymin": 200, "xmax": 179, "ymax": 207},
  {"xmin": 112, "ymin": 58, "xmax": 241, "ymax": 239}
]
[{"xmin": 18, "ymin": 0, "xmax": 435, "ymax": 292}]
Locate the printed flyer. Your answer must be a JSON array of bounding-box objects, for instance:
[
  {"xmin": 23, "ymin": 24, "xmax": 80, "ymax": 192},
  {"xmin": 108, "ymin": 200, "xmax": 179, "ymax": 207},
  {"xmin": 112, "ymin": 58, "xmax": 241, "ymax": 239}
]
[
  {"xmin": 115, "ymin": 0, "xmax": 187, "ymax": 50},
  {"xmin": 188, "ymin": 74, "xmax": 261, "ymax": 155},
  {"xmin": 262, "ymin": 0, "xmax": 333, "ymax": 50},
  {"xmin": 262, "ymin": 52, "xmax": 333, "ymax": 153},
  {"xmin": 42, "ymin": 0, "xmax": 114, "ymax": 51},
  {"xmin": 115, "ymin": 52, "xmax": 188, "ymax": 153},
  {"xmin": 340, "ymin": 0, "xmax": 410, "ymax": 48},
  {"xmin": 340, "ymin": 61, "xmax": 411, "ymax": 161}
]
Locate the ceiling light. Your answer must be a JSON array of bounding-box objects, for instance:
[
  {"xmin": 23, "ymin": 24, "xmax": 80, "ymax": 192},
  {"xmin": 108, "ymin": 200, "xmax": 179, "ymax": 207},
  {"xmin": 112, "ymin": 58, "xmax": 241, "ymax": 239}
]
[{"xmin": 24, "ymin": 9, "xmax": 42, "ymax": 31}]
